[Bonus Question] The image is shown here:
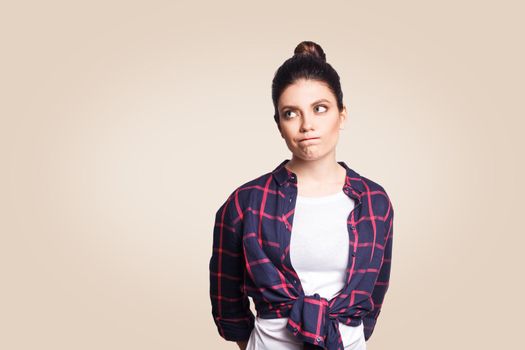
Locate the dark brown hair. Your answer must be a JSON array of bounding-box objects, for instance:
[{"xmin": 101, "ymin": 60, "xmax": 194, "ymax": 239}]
[{"xmin": 271, "ymin": 41, "xmax": 344, "ymax": 126}]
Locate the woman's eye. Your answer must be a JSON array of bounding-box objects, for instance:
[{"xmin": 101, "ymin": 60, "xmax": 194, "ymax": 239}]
[
  {"xmin": 315, "ymin": 105, "xmax": 328, "ymax": 113},
  {"xmin": 283, "ymin": 110, "xmax": 297, "ymax": 119}
]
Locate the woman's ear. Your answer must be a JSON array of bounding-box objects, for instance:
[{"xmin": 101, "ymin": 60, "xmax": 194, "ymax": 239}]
[
  {"xmin": 339, "ymin": 105, "xmax": 348, "ymax": 130},
  {"xmin": 277, "ymin": 122, "xmax": 284, "ymax": 138}
]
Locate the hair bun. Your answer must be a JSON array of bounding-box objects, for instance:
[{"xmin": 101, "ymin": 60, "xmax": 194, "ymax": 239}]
[{"xmin": 293, "ymin": 41, "xmax": 326, "ymax": 62}]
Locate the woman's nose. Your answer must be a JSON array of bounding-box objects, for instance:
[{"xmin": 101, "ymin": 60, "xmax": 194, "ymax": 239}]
[{"xmin": 300, "ymin": 113, "xmax": 314, "ymax": 132}]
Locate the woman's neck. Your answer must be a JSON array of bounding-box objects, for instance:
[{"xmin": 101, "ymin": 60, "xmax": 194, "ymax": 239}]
[{"xmin": 284, "ymin": 156, "xmax": 347, "ymax": 196}]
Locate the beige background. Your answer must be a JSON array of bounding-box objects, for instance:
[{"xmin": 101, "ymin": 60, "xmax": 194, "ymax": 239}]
[{"xmin": 1, "ymin": 1, "xmax": 523, "ymax": 349}]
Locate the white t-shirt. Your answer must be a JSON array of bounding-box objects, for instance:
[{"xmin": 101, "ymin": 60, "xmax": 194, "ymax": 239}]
[{"xmin": 246, "ymin": 190, "xmax": 366, "ymax": 350}]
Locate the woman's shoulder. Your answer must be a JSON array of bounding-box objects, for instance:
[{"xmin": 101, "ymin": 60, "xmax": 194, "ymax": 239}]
[
  {"xmin": 219, "ymin": 168, "xmax": 276, "ymax": 205},
  {"xmin": 355, "ymin": 172, "xmax": 393, "ymax": 224},
  {"xmin": 344, "ymin": 164, "xmax": 392, "ymax": 216},
  {"xmin": 341, "ymin": 162, "xmax": 390, "ymax": 197},
  {"xmin": 358, "ymin": 173, "xmax": 390, "ymax": 197},
  {"xmin": 231, "ymin": 170, "xmax": 276, "ymax": 200}
]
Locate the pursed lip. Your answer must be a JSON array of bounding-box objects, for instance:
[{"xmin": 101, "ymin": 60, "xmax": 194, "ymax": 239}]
[{"xmin": 299, "ymin": 137, "xmax": 320, "ymax": 142}]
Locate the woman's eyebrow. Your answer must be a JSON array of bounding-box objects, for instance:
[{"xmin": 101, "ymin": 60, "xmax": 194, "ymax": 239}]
[{"xmin": 280, "ymin": 98, "xmax": 331, "ymax": 110}]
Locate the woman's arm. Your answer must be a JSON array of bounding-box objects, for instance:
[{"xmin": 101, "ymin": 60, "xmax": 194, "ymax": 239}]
[
  {"xmin": 209, "ymin": 189, "xmax": 255, "ymax": 342},
  {"xmin": 362, "ymin": 197, "xmax": 394, "ymax": 340}
]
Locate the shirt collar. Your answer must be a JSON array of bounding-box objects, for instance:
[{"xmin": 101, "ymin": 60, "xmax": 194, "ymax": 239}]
[{"xmin": 271, "ymin": 159, "xmax": 365, "ymax": 194}]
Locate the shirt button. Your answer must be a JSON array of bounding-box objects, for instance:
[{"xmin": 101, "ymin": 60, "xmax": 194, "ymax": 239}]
[
  {"xmin": 316, "ymin": 336, "xmax": 321, "ymax": 342},
  {"xmin": 350, "ymin": 225, "xmax": 355, "ymax": 230}
]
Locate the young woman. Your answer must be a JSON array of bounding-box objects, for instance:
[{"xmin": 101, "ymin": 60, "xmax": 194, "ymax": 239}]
[{"xmin": 209, "ymin": 41, "xmax": 394, "ymax": 350}]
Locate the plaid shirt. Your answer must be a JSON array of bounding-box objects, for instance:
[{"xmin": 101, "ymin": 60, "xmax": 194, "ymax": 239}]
[{"xmin": 209, "ymin": 159, "xmax": 394, "ymax": 350}]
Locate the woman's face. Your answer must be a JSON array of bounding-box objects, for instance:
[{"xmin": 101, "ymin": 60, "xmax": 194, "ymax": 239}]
[{"xmin": 277, "ymin": 78, "xmax": 347, "ymax": 162}]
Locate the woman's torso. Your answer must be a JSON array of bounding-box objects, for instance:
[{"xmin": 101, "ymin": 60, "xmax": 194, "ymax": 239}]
[{"xmin": 246, "ymin": 190, "xmax": 366, "ymax": 350}]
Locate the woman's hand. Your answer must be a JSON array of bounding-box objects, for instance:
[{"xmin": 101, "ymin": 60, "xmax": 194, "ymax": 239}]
[{"xmin": 236, "ymin": 340, "xmax": 248, "ymax": 350}]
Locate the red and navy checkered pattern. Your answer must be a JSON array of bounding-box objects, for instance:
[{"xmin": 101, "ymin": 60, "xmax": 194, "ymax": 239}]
[{"xmin": 209, "ymin": 159, "xmax": 394, "ymax": 349}]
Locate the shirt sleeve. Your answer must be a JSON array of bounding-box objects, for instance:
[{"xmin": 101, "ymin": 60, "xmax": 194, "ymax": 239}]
[
  {"xmin": 363, "ymin": 197, "xmax": 394, "ymax": 341},
  {"xmin": 209, "ymin": 189, "xmax": 255, "ymax": 341}
]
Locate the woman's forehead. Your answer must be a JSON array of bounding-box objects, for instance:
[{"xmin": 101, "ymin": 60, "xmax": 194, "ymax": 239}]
[{"xmin": 279, "ymin": 80, "xmax": 335, "ymax": 106}]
